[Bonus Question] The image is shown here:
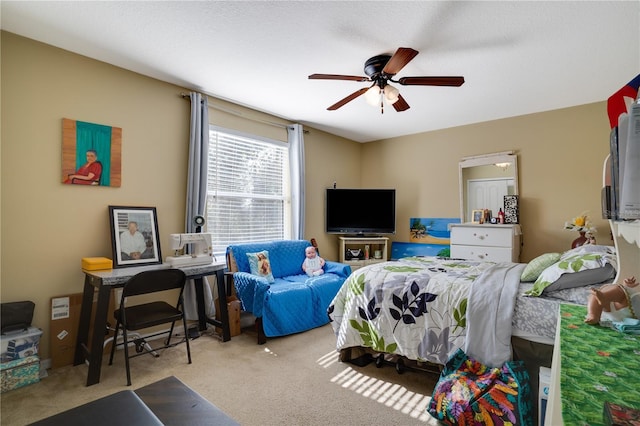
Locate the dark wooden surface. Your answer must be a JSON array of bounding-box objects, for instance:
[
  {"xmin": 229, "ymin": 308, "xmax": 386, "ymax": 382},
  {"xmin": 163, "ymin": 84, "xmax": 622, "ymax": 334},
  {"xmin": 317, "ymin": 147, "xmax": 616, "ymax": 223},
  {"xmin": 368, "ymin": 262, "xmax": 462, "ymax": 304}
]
[
  {"xmin": 29, "ymin": 390, "xmax": 162, "ymax": 425},
  {"xmin": 135, "ymin": 375, "xmax": 239, "ymax": 426}
]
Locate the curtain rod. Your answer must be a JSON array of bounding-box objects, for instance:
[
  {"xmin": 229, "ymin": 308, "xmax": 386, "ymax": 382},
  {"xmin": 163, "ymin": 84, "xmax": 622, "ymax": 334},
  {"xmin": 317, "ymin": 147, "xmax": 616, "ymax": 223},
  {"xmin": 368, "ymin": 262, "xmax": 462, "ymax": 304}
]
[{"xmin": 181, "ymin": 92, "xmax": 306, "ymax": 132}]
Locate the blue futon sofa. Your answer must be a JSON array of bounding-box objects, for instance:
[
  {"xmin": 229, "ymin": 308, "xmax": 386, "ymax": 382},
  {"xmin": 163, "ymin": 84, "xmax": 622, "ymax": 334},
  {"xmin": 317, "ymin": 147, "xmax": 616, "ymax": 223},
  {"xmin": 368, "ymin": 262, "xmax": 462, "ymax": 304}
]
[{"xmin": 226, "ymin": 240, "xmax": 351, "ymax": 344}]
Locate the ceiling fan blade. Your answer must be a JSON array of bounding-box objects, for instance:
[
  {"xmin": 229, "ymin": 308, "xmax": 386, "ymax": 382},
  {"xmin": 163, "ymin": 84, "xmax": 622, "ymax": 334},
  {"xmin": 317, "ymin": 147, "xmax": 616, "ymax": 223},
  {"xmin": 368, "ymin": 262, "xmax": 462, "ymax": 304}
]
[
  {"xmin": 397, "ymin": 76, "xmax": 465, "ymax": 86},
  {"xmin": 382, "ymin": 47, "xmax": 419, "ymax": 76},
  {"xmin": 392, "ymin": 94, "xmax": 410, "ymax": 112},
  {"xmin": 309, "ymin": 74, "xmax": 370, "ymax": 82},
  {"xmin": 327, "ymin": 87, "xmax": 369, "ymax": 110},
  {"xmin": 327, "ymin": 87, "xmax": 369, "ymax": 111}
]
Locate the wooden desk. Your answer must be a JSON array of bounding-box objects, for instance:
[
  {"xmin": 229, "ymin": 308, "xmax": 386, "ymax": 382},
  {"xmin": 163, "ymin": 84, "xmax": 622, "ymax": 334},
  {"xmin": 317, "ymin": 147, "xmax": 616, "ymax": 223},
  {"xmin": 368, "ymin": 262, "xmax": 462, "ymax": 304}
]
[{"xmin": 73, "ymin": 261, "xmax": 229, "ymax": 386}]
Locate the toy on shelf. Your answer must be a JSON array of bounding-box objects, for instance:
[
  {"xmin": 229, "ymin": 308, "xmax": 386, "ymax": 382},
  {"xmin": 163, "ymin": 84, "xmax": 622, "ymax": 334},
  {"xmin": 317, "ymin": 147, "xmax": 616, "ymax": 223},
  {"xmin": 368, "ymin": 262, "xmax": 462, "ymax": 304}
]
[{"xmin": 585, "ymin": 276, "xmax": 639, "ymax": 324}]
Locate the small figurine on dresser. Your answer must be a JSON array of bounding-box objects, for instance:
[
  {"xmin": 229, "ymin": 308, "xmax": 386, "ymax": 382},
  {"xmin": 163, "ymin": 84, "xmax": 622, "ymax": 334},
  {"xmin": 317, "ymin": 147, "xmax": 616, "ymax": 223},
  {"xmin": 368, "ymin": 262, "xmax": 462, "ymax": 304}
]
[
  {"xmin": 302, "ymin": 246, "xmax": 325, "ymax": 277},
  {"xmin": 585, "ymin": 276, "xmax": 640, "ymax": 324}
]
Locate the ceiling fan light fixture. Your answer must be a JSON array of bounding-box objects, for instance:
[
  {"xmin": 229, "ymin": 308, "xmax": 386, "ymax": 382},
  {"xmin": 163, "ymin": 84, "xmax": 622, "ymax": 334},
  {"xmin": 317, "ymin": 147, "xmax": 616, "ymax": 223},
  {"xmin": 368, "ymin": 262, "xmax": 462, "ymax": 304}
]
[
  {"xmin": 383, "ymin": 84, "xmax": 400, "ymax": 104},
  {"xmin": 364, "ymin": 85, "xmax": 381, "ymax": 106}
]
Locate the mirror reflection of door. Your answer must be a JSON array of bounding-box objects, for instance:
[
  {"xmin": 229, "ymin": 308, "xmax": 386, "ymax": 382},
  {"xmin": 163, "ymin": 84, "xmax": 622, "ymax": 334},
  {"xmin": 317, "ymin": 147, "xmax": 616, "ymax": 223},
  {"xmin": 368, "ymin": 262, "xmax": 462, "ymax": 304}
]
[
  {"xmin": 459, "ymin": 152, "xmax": 518, "ymax": 223},
  {"xmin": 466, "ymin": 178, "xmax": 515, "ymax": 222}
]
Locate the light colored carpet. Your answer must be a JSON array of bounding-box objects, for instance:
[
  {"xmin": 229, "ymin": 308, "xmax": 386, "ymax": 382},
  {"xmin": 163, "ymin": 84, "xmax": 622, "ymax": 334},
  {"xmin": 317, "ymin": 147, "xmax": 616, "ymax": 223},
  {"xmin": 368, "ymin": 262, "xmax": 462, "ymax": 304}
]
[{"xmin": 1, "ymin": 324, "xmax": 441, "ymax": 425}]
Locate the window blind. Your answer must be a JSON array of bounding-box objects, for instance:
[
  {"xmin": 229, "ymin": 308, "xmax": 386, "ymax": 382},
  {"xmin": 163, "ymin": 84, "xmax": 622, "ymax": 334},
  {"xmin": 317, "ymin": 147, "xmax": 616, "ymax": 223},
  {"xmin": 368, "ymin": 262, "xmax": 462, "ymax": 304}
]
[{"xmin": 206, "ymin": 127, "xmax": 290, "ymax": 256}]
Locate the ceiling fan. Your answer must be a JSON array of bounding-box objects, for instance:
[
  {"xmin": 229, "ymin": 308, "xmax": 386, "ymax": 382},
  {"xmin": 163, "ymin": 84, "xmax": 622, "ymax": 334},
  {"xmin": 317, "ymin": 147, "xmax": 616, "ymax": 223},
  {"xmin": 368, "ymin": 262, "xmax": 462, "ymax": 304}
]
[{"xmin": 309, "ymin": 47, "xmax": 464, "ymax": 113}]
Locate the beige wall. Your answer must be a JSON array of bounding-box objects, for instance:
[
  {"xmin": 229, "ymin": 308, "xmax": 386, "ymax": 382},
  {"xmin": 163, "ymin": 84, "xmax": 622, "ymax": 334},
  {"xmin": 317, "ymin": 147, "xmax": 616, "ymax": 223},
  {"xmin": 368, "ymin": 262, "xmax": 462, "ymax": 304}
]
[
  {"xmin": 0, "ymin": 32, "xmax": 360, "ymax": 360},
  {"xmin": 362, "ymin": 102, "xmax": 611, "ymax": 261},
  {"xmin": 1, "ymin": 31, "xmax": 614, "ymax": 362}
]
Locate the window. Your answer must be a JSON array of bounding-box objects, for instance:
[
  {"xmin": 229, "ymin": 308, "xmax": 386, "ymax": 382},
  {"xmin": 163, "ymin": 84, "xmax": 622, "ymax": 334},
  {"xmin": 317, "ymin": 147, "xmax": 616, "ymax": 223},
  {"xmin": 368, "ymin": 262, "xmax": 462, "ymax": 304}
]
[{"xmin": 206, "ymin": 126, "xmax": 290, "ymax": 257}]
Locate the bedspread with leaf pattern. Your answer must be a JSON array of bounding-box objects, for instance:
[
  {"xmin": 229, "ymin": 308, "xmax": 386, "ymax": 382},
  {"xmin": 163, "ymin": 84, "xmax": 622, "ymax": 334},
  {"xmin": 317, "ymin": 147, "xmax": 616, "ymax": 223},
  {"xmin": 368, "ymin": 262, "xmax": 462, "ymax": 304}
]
[{"xmin": 327, "ymin": 257, "xmax": 498, "ymax": 365}]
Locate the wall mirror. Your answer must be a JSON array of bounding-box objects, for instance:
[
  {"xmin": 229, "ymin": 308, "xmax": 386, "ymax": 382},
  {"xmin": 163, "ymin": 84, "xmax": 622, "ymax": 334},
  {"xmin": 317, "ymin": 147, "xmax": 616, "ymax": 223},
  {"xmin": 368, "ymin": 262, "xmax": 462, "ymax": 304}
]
[{"xmin": 459, "ymin": 151, "xmax": 518, "ymax": 223}]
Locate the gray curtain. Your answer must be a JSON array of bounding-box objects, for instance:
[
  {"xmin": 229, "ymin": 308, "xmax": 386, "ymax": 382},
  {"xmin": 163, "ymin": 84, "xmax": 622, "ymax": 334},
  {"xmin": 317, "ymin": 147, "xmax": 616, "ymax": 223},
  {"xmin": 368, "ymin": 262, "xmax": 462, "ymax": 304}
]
[
  {"xmin": 287, "ymin": 124, "xmax": 305, "ymax": 240},
  {"xmin": 183, "ymin": 92, "xmax": 215, "ymax": 321}
]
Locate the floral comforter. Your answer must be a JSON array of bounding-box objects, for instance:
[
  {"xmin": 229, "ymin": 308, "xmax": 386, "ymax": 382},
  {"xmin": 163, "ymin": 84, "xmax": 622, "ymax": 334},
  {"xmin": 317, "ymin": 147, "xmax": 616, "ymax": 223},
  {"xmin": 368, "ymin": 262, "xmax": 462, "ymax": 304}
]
[{"xmin": 328, "ymin": 256, "xmax": 520, "ymax": 365}]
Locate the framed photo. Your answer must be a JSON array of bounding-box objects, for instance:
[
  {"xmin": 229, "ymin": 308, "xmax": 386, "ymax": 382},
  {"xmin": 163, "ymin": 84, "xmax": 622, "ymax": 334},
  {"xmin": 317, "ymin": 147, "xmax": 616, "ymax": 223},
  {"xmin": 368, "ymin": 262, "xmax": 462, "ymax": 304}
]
[
  {"xmin": 109, "ymin": 206, "xmax": 162, "ymax": 268},
  {"xmin": 472, "ymin": 209, "xmax": 485, "ymax": 224}
]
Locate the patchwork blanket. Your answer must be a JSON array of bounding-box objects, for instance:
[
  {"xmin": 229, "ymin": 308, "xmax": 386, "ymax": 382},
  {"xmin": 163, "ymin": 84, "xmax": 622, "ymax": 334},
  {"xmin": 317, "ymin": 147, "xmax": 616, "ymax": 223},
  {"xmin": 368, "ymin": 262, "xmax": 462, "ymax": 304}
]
[{"xmin": 328, "ymin": 257, "xmax": 524, "ymax": 366}]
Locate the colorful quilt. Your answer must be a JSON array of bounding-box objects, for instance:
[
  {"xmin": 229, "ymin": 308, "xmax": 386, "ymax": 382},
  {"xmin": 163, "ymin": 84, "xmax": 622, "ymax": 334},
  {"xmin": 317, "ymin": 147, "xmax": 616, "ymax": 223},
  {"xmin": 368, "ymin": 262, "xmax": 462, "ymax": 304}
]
[
  {"xmin": 427, "ymin": 348, "xmax": 533, "ymax": 425},
  {"xmin": 328, "ymin": 257, "xmax": 522, "ymax": 365}
]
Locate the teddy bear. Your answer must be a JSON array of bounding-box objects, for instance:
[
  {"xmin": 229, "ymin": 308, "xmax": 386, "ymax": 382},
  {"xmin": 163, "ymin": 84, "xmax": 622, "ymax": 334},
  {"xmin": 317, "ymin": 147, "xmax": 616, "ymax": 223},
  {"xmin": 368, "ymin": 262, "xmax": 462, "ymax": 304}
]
[{"xmin": 585, "ymin": 276, "xmax": 639, "ymax": 324}]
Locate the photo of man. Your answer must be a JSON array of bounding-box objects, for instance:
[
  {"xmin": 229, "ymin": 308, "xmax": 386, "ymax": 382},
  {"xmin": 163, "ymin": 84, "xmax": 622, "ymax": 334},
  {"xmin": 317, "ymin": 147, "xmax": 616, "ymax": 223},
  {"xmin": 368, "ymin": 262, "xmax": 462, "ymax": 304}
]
[{"xmin": 119, "ymin": 221, "xmax": 151, "ymax": 260}]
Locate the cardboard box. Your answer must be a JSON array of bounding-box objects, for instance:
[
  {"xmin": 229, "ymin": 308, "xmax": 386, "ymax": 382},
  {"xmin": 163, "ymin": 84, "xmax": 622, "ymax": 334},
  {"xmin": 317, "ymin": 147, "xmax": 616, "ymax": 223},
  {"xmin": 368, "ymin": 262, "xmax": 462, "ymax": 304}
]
[
  {"xmin": 50, "ymin": 291, "xmax": 116, "ymax": 369},
  {"xmin": 81, "ymin": 257, "xmax": 113, "ymax": 271},
  {"xmin": 215, "ymin": 297, "xmax": 241, "ymax": 337},
  {"xmin": 539, "ymin": 366, "xmax": 551, "ymax": 426},
  {"xmin": 0, "ymin": 327, "xmax": 42, "ymax": 362},
  {"xmin": 1, "ymin": 355, "xmax": 40, "ymax": 393}
]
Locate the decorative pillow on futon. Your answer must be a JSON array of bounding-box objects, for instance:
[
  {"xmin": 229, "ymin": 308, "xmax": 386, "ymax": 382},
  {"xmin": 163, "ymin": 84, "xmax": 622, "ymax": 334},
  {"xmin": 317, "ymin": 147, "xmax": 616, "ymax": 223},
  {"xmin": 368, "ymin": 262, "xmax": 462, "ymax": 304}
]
[
  {"xmin": 520, "ymin": 252, "xmax": 561, "ymax": 282},
  {"xmin": 525, "ymin": 245, "xmax": 617, "ymax": 296},
  {"xmin": 246, "ymin": 250, "xmax": 275, "ymax": 283}
]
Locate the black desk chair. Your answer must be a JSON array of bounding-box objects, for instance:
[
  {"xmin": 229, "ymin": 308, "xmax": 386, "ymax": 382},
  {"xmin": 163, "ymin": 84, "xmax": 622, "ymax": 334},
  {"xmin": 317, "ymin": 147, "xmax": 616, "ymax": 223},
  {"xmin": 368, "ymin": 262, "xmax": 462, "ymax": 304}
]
[{"xmin": 108, "ymin": 269, "xmax": 191, "ymax": 386}]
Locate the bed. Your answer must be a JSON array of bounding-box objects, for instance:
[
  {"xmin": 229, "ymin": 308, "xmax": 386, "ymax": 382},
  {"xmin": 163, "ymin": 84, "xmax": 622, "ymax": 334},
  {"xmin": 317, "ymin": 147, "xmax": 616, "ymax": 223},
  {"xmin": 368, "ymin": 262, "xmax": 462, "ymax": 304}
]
[{"xmin": 327, "ymin": 244, "xmax": 617, "ymax": 370}]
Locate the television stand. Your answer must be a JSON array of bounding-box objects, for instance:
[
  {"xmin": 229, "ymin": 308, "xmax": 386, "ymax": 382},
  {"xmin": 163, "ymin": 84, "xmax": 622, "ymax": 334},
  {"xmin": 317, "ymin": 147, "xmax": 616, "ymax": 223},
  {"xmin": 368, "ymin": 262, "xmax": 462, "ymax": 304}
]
[{"xmin": 339, "ymin": 236, "xmax": 389, "ymax": 271}]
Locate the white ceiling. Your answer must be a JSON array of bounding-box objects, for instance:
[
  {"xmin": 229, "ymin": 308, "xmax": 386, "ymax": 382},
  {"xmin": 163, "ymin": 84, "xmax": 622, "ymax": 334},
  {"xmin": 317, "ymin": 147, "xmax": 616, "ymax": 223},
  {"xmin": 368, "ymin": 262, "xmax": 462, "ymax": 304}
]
[{"xmin": 2, "ymin": 1, "xmax": 639, "ymax": 142}]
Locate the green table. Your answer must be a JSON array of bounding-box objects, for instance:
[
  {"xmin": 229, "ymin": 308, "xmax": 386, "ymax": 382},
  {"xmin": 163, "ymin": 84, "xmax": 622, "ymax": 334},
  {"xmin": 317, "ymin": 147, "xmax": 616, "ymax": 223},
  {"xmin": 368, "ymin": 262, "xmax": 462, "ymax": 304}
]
[{"xmin": 559, "ymin": 303, "xmax": 640, "ymax": 425}]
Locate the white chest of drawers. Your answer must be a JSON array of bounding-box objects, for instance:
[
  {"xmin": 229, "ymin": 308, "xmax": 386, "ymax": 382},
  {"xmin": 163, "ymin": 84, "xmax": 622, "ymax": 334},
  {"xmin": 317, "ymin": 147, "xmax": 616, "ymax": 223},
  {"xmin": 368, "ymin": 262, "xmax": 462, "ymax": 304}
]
[{"xmin": 449, "ymin": 224, "xmax": 521, "ymax": 263}]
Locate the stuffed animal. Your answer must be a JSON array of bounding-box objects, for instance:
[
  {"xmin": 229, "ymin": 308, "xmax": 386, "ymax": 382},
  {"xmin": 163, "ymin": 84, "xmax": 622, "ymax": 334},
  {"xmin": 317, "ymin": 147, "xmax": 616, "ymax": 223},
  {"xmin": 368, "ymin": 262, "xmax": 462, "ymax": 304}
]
[{"xmin": 585, "ymin": 276, "xmax": 639, "ymax": 324}]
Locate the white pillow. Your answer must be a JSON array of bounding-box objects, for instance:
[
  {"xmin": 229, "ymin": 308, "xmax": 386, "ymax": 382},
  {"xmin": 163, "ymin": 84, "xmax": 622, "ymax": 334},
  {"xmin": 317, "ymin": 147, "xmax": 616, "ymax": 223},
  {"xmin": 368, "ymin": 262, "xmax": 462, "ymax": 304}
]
[{"xmin": 524, "ymin": 245, "xmax": 617, "ymax": 296}]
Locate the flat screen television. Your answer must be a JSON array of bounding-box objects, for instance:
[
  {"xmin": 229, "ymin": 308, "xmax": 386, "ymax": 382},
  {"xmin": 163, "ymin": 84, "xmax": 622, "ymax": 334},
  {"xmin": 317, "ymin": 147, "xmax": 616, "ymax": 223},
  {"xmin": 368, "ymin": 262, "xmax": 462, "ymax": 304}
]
[{"xmin": 325, "ymin": 188, "xmax": 396, "ymax": 235}]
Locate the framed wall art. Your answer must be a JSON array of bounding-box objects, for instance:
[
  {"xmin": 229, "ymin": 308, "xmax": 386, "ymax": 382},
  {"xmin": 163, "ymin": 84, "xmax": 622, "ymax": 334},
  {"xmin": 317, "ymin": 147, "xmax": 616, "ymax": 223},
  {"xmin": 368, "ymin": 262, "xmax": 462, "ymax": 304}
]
[
  {"xmin": 62, "ymin": 118, "xmax": 122, "ymax": 187},
  {"xmin": 504, "ymin": 195, "xmax": 520, "ymax": 224},
  {"xmin": 109, "ymin": 206, "xmax": 162, "ymax": 268}
]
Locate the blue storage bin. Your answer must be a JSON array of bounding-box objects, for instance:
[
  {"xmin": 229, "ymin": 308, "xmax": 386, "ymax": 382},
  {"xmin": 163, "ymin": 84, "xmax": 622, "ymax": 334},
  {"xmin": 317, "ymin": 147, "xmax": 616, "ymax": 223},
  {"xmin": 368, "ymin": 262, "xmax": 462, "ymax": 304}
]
[{"xmin": 1, "ymin": 327, "xmax": 43, "ymax": 362}]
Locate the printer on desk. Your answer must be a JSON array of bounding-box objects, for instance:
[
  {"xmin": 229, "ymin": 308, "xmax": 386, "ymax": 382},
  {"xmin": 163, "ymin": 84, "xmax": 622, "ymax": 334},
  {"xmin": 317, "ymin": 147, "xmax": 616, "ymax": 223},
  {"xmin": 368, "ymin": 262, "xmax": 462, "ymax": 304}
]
[{"xmin": 165, "ymin": 233, "xmax": 215, "ymax": 267}]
